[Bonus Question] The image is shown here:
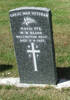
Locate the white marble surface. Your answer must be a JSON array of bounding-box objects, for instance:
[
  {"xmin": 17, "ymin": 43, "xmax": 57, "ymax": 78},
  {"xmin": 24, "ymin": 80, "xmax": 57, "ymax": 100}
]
[{"xmin": 0, "ymin": 77, "xmax": 70, "ymax": 89}]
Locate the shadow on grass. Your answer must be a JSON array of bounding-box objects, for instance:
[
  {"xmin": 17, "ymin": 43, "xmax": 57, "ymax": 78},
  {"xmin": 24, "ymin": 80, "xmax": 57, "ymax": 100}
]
[
  {"xmin": 57, "ymin": 67, "xmax": 70, "ymax": 80},
  {"xmin": 0, "ymin": 64, "xmax": 13, "ymax": 72},
  {"xmin": 0, "ymin": 65, "xmax": 70, "ymax": 80}
]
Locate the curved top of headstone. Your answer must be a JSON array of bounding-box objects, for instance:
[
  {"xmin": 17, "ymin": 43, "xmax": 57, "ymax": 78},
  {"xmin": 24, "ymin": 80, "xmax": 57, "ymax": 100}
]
[{"xmin": 9, "ymin": 7, "xmax": 51, "ymax": 12}]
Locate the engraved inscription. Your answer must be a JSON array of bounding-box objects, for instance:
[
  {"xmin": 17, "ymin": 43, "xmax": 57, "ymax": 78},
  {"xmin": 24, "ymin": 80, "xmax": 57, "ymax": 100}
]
[
  {"xmin": 15, "ymin": 15, "xmax": 48, "ymax": 43},
  {"xmin": 10, "ymin": 11, "xmax": 48, "ymax": 17}
]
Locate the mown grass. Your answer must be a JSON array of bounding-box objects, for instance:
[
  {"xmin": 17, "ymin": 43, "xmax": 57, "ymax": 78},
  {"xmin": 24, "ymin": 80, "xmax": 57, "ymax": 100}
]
[{"xmin": 0, "ymin": 86, "xmax": 70, "ymax": 100}]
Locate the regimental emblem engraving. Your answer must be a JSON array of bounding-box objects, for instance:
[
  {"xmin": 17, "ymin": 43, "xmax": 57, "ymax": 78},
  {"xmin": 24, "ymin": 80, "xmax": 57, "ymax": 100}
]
[
  {"xmin": 27, "ymin": 43, "xmax": 40, "ymax": 71},
  {"xmin": 23, "ymin": 17, "xmax": 37, "ymax": 26}
]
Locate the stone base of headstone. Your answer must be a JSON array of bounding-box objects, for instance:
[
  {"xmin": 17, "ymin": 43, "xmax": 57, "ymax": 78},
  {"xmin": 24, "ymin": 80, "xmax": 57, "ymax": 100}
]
[{"xmin": 0, "ymin": 77, "xmax": 70, "ymax": 89}]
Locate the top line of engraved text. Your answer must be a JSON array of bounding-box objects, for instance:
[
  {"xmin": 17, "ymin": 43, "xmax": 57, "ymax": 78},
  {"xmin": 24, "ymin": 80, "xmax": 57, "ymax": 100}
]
[{"xmin": 10, "ymin": 11, "xmax": 48, "ymax": 17}]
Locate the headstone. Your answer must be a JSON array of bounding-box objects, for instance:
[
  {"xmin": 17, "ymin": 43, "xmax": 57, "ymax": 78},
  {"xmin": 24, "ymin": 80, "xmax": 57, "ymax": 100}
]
[{"xmin": 9, "ymin": 7, "xmax": 57, "ymax": 84}]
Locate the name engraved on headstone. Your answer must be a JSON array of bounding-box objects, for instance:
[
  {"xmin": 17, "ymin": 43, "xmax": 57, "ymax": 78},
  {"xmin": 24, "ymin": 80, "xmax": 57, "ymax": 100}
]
[{"xmin": 9, "ymin": 7, "xmax": 57, "ymax": 84}]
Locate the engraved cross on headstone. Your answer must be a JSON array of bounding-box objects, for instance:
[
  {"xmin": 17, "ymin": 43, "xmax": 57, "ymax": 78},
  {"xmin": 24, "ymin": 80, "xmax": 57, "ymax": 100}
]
[{"xmin": 27, "ymin": 43, "xmax": 40, "ymax": 71}]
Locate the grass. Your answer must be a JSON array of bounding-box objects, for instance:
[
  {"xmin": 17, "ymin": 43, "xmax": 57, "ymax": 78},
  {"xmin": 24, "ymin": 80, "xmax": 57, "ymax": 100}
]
[
  {"xmin": 0, "ymin": 86, "xmax": 70, "ymax": 100},
  {"xmin": 0, "ymin": 0, "xmax": 70, "ymax": 99}
]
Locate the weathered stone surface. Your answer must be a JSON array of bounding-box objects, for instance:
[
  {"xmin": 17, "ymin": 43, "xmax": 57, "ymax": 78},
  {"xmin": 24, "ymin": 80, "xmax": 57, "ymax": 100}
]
[{"xmin": 9, "ymin": 7, "xmax": 57, "ymax": 84}]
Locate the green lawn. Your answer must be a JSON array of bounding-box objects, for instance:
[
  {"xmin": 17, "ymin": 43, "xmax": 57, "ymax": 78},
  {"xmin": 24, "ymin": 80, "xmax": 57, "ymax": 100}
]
[
  {"xmin": 0, "ymin": 86, "xmax": 70, "ymax": 100},
  {"xmin": 0, "ymin": 0, "xmax": 70, "ymax": 99}
]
